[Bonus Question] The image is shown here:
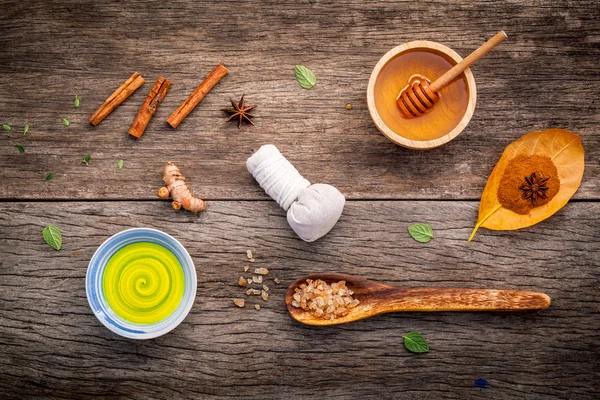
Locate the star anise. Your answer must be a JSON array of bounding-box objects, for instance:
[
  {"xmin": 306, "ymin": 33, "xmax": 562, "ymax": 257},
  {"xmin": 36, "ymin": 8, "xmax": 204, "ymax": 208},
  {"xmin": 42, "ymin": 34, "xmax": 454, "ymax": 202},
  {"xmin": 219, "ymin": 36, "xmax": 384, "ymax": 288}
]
[
  {"xmin": 519, "ymin": 172, "xmax": 550, "ymax": 204},
  {"xmin": 221, "ymin": 94, "xmax": 256, "ymax": 128}
]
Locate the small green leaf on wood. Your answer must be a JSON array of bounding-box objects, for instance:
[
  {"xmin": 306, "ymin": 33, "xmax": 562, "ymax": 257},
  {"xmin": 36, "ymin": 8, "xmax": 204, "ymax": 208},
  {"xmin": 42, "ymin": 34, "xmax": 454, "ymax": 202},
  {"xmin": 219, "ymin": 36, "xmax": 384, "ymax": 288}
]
[
  {"xmin": 42, "ymin": 225, "xmax": 62, "ymax": 251},
  {"xmin": 403, "ymin": 332, "xmax": 429, "ymax": 353},
  {"xmin": 45, "ymin": 173, "xmax": 54, "ymax": 180},
  {"xmin": 74, "ymin": 95, "xmax": 80, "ymax": 108},
  {"xmin": 62, "ymin": 118, "xmax": 70, "ymax": 126},
  {"xmin": 294, "ymin": 65, "xmax": 316, "ymax": 89},
  {"xmin": 117, "ymin": 159, "xmax": 124, "ymax": 169},
  {"xmin": 24, "ymin": 124, "xmax": 29, "ymax": 135},
  {"xmin": 408, "ymin": 223, "xmax": 433, "ymax": 243},
  {"xmin": 3, "ymin": 123, "xmax": 11, "ymax": 131},
  {"xmin": 82, "ymin": 154, "xmax": 91, "ymax": 165},
  {"xmin": 16, "ymin": 145, "xmax": 25, "ymax": 153}
]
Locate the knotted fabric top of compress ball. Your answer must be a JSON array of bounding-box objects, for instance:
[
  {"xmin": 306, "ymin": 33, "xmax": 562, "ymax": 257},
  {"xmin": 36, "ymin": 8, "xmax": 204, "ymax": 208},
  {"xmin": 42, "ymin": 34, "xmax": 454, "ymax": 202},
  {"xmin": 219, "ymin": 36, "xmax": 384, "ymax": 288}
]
[{"xmin": 247, "ymin": 144, "xmax": 345, "ymax": 242}]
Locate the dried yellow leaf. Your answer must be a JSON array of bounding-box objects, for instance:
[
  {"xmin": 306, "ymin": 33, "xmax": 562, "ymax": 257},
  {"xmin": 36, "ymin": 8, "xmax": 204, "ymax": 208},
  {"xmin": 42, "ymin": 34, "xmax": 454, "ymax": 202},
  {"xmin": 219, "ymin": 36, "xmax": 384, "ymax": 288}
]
[{"xmin": 469, "ymin": 129, "xmax": 584, "ymax": 241}]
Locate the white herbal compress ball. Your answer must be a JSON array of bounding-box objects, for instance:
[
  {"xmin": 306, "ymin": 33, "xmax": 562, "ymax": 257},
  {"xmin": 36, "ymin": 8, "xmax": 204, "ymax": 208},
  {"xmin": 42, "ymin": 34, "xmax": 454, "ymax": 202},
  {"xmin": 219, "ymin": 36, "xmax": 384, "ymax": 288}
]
[{"xmin": 247, "ymin": 144, "xmax": 345, "ymax": 242}]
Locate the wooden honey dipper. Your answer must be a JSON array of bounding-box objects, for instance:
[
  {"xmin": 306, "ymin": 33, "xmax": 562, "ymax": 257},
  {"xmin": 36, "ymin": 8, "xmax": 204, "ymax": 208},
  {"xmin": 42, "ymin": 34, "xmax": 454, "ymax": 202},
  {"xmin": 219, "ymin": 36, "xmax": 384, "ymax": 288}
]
[{"xmin": 397, "ymin": 31, "xmax": 507, "ymax": 118}]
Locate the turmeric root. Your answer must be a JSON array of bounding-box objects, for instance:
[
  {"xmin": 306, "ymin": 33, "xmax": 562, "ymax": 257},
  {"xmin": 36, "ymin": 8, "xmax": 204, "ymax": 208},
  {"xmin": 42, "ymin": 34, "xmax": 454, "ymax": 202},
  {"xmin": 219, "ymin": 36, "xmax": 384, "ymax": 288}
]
[{"xmin": 157, "ymin": 161, "xmax": 206, "ymax": 213}]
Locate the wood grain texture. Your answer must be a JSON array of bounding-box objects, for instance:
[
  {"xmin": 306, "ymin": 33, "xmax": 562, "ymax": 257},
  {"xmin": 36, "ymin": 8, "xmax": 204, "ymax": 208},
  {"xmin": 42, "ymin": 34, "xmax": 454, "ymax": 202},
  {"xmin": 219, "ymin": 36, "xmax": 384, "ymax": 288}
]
[
  {"xmin": 0, "ymin": 1, "xmax": 598, "ymax": 398},
  {"xmin": 0, "ymin": 0, "xmax": 599, "ymax": 200},
  {"xmin": 0, "ymin": 201, "xmax": 598, "ymax": 399}
]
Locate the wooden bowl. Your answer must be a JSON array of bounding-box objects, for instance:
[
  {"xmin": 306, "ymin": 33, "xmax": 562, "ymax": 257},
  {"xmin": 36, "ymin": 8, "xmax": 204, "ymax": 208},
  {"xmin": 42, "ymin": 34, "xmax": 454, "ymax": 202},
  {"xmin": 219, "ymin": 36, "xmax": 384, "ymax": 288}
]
[{"xmin": 367, "ymin": 41, "xmax": 477, "ymax": 150}]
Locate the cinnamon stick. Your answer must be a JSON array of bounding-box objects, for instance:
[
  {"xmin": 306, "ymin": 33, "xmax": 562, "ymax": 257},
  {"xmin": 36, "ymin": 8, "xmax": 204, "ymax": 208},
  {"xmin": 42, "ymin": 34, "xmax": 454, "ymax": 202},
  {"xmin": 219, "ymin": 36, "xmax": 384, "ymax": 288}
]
[
  {"xmin": 166, "ymin": 64, "xmax": 228, "ymax": 128},
  {"xmin": 128, "ymin": 76, "xmax": 172, "ymax": 138},
  {"xmin": 89, "ymin": 72, "xmax": 145, "ymax": 126}
]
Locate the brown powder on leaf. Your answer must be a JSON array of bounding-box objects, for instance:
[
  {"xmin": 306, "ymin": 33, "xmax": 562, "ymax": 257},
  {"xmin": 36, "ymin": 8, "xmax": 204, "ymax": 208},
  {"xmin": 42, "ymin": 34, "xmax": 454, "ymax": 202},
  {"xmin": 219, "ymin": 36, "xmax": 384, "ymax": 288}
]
[{"xmin": 497, "ymin": 155, "xmax": 560, "ymax": 215}]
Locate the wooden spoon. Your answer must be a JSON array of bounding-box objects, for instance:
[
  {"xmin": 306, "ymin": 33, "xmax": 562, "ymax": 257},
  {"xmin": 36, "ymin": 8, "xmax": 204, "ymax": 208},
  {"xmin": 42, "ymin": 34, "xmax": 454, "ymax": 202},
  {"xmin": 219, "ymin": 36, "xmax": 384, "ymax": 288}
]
[
  {"xmin": 397, "ymin": 30, "xmax": 507, "ymax": 118},
  {"xmin": 286, "ymin": 273, "xmax": 551, "ymax": 326}
]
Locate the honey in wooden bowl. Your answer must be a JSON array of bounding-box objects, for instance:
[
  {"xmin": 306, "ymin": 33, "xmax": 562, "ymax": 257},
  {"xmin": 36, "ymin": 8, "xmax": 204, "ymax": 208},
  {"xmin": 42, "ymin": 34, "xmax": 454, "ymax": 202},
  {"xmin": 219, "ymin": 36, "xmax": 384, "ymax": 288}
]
[{"xmin": 367, "ymin": 41, "xmax": 476, "ymax": 149}]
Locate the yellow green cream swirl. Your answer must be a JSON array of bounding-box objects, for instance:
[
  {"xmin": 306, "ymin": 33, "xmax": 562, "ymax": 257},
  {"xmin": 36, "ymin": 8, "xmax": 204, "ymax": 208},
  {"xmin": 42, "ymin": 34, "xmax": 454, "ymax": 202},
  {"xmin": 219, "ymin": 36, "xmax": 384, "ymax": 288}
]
[{"xmin": 102, "ymin": 242, "xmax": 185, "ymax": 325}]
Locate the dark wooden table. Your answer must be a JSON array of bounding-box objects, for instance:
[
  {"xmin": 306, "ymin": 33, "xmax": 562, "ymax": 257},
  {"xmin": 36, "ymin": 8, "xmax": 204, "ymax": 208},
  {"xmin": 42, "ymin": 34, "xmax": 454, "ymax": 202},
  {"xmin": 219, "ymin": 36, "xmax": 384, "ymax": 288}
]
[{"xmin": 1, "ymin": 1, "xmax": 599, "ymax": 398}]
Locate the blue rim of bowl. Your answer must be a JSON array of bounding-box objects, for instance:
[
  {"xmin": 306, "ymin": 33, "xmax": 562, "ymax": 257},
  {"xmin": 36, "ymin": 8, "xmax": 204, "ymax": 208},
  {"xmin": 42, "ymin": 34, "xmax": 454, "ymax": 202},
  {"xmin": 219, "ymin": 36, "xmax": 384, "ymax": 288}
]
[{"xmin": 86, "ymin": 228, "xmax": 197, "ymax": 339}]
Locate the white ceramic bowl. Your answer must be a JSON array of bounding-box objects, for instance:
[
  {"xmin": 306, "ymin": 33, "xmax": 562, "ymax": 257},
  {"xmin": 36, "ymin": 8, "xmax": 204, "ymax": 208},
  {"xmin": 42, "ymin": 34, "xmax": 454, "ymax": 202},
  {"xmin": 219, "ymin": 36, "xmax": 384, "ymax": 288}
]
[{"xmin": 86, "ymin": 228, "xmax": 197, "ymax": 339}]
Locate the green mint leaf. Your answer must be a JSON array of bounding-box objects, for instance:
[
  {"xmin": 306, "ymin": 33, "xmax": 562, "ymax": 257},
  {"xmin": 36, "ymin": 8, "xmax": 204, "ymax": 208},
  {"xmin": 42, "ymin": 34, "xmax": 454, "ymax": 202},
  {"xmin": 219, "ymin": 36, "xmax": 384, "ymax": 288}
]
[
  {"xmin": 23, "ymin": 124, "xmax": 29, "ymax": 135},
  {"xmin": 62, "ymin": 118, "xmax": 70, "ymax": 126},
  {"xmin": 74, "ymin": 95, "xmax": 80, "ymax": 108},
  {"xmin": 403, "ymin": 332, "xmax": 429, "ymax": 353},
  {"xmin": 3, "ymin": 123, "xmax": 11, "ymax": 131},
  {"xmin": 45, "ymin": 173, "xmax": 54, "ymax": 180},
  {"xmin": 408, "ymin": 223, "xmax": 433, "ymax": 243},
  {"xmin": 42, "ymin": 225, "xmax": 62, "ymax": 250},
  {"xmin": 294, "ymin": 65, "xmax": 316, "ymax": 89},
  {"xmin": 117, "ymin": 159, "xmax": 124, "ymax": 169},
  {"xmin": 16, "ymin": 145, "xmax": 25, "ymax": 153},
  {"xmin": 82, "ymin": 154, "xmax": 91, "ymax": 165}
]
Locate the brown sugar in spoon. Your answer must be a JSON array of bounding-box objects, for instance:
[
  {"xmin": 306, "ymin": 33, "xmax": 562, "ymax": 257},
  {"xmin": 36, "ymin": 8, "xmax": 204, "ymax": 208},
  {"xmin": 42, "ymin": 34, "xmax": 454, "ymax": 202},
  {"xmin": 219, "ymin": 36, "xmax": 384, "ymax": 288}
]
[
  {"xmin": 397, "ymin": 30, "xmax": 507, "ymax": 119},
  {"xmin": 286, "ymin": 273, "xmax": 550, "ymax": 326}
]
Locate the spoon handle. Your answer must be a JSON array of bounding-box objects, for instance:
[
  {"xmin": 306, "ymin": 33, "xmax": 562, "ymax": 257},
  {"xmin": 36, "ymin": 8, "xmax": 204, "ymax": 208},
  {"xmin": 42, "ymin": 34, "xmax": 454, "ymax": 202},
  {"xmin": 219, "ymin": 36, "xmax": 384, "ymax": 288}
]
[
  {"xmin": 379, "ymin": 288, "xmax": 550, "ymax": 312},
  {"xmin": 429, "ymin": 31, "xmax": 507, "ymax": 93}
]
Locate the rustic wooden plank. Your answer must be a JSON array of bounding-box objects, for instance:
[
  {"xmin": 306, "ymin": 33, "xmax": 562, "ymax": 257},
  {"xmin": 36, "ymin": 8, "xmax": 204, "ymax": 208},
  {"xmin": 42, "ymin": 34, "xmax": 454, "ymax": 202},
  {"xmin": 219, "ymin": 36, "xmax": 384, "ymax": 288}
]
[
  {"xmin": 0, "ymin": 0, "xmax": 598, "ymax": 200},
  {"xmin": 0, "ymin": 200, "xmax": 598, "ymax": 398}
]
